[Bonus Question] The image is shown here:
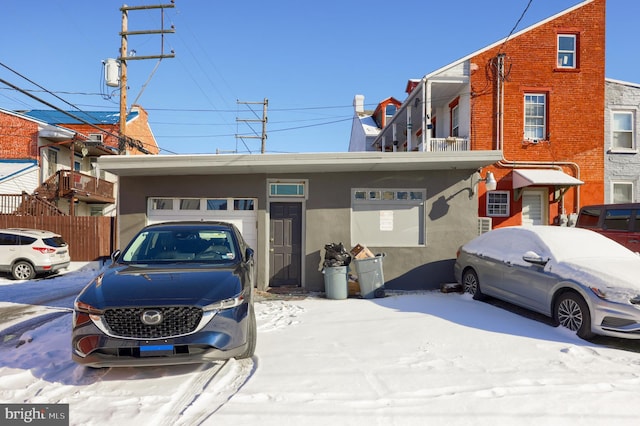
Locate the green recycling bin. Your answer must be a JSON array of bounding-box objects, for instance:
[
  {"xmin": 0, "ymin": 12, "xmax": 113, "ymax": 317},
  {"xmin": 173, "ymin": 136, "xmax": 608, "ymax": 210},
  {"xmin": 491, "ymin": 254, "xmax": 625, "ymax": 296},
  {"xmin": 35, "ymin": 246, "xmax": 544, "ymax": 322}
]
[
  {"xmin": 354, "ymin": 254, "xmax": 385, "ymax": 299},
  {"xmin": 323, "ymin": 266, "xmax": 348, "ymax": 300}
]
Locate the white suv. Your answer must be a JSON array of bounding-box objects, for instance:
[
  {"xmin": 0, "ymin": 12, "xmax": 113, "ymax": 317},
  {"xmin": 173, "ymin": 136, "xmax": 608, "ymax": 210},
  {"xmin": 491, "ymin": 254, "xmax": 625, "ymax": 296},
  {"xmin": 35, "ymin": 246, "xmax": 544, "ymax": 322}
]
[{"xmin": 0, "ymin": 228, "xmax": 71, "ymax": 280}]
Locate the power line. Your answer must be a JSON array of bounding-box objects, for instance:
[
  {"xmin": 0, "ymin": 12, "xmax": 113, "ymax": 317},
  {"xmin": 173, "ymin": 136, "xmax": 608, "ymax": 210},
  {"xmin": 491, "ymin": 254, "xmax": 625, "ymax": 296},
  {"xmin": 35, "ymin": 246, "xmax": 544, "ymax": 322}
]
[
  {"xmin": 0, "ymin": 61, "xmax": 110, "ymax": 126},
  {"xmin": 0, "ymin": 75, "xmax": 152, "ymax": 154},
  {"xmin": 497, "ymin": 0, "xmax": 534, "ymax": 54},
  {"xmin": 155, "ymin": 117, "xmax": 351, "ymax": 138}
]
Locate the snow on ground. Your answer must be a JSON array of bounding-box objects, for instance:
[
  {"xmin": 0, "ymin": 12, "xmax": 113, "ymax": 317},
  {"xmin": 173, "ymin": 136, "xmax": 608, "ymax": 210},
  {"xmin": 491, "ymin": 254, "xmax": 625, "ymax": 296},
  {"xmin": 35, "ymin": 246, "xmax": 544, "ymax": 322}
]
[{"xmin": 1, "ymin": 266, "xmax": 640, "ymax": 425}]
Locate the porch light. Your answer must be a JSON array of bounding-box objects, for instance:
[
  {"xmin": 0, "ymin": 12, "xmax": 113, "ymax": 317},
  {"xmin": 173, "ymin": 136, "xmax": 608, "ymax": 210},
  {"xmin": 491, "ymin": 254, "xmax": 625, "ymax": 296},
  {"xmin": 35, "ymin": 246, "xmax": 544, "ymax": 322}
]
[{"xmin": 471, "ymin": 171, "xmax": 497, "ymax": 197}]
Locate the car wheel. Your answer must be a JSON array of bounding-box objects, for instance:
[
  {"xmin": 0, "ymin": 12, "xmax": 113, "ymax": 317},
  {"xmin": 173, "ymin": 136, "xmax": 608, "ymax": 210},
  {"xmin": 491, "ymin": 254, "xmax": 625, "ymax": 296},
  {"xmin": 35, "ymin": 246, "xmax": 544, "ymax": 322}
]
[
  {"xmin": 462, "ymin": 269, "xmax": 485, "ymax": 300},
  {"xmin": 12, "ymin": 261, "xmax": 36, "ymax": 280},
  {"xmin": 555, "ymin": 293, "xmax": 594, "ymax": 340},
  {"xmin": 237, "ymin": 304, "xmax": 257, "ymax": 359},
  {"xmin": 374, "ymin": 287, "xmax": 386, "ymax": 298}
]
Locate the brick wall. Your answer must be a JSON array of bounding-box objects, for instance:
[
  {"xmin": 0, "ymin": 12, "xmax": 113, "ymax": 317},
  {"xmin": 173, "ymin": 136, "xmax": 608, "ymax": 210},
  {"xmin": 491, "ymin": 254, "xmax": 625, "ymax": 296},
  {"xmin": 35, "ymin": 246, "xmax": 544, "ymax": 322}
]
[
  {"xmin": 470, "ymin": 0, "xmax": 606, "ymax": 226},
  {"xmin": 126, "ymin": 105, "xmax": 160, "ymax": 155},
  {"xmin": 0, "ymin": 112, "xmax": 40, "ymax": 159}
]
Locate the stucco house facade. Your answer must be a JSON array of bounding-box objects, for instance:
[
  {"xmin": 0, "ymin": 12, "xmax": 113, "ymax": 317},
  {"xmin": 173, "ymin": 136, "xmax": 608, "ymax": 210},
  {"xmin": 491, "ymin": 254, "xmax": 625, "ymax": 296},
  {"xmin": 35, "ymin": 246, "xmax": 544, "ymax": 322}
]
[
  {"xmin": 350, "ymin": 0, "xmax": 606, "ymax": 229},
  {"xmin": 99, "ymin": 151, "xmax": 502, "ymax": 292}
]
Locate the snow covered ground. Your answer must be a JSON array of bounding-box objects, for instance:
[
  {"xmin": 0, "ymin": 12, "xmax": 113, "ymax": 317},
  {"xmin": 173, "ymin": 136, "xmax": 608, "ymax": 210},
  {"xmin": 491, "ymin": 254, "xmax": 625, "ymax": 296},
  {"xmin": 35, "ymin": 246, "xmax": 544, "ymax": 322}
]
[{"xmin": 1, "ymin": 264, "xmax": 640, "ymax": 425}]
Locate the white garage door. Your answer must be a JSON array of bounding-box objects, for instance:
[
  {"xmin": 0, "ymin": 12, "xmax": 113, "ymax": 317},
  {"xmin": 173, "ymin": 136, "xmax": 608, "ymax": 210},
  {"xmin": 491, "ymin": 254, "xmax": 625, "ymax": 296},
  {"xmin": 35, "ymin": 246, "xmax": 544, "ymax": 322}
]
[{"xmin": 147, "ymin": 197, "xmax": 258, "ymax": 250}]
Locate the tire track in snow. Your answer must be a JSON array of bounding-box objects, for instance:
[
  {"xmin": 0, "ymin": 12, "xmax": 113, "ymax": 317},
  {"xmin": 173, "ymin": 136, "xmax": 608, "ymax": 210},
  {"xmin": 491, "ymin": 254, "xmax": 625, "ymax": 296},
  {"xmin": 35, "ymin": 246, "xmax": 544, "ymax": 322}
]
[{"xmin": 155, "ymin": 357, "xmax": 255, "ymax": 426}]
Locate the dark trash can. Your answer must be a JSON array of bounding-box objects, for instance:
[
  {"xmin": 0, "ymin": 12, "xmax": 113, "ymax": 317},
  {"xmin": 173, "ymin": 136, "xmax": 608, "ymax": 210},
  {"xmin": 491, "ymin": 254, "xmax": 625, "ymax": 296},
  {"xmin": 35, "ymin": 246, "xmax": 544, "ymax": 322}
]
[
  {"xmin": 354, "ymin": 254, "xmax": 385, "ymax": 298},
  {"xmin": 323, "ymin": 266, "xmax": 348, "ymax": 300}
]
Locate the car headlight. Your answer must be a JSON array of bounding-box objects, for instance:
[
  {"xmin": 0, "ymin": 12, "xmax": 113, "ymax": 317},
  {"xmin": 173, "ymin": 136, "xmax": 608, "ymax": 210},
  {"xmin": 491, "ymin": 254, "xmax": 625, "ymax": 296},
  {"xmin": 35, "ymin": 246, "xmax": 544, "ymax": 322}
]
[
  {"xmin": 74, "ymin": 300, "xmax": 105, "ymax": 315},
  {"xmin": 203, "ymin": 291, "xmax": 246, "ymax": 312},
  {"xmin": 590, "ymin": 287, "xmax": 634, "ymax": 304}
]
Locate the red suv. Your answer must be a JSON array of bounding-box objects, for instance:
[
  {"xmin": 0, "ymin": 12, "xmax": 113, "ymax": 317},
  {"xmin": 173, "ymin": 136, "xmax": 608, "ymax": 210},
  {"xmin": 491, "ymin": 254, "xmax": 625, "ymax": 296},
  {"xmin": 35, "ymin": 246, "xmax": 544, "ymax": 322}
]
[{"xmin": 575, "ymin": 203, "xmax": 640, "ymax": 253}]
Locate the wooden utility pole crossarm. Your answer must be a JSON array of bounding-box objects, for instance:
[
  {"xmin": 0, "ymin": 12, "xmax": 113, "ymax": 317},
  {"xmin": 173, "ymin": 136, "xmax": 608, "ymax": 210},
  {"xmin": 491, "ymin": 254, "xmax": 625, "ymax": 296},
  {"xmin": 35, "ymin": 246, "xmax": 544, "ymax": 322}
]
[
  {"xmin": 236, "ymin": 98, "xmax": 269, "ymax": 153},
  {"xmin": 117, "ymin": 2, "xmax": 175, "ymax": 153}
]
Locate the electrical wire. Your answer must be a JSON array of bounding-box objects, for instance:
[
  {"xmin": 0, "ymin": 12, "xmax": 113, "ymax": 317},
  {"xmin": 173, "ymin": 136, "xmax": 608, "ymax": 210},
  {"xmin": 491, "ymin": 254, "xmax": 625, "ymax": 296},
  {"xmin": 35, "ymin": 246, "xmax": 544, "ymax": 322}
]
[
  {"xmin": 497, "ymin": 0, "xmax": 534, "ymax": 55},
  {"xmin": 0, "ymin": 61, "xmax": 107, "ymax": 125}
]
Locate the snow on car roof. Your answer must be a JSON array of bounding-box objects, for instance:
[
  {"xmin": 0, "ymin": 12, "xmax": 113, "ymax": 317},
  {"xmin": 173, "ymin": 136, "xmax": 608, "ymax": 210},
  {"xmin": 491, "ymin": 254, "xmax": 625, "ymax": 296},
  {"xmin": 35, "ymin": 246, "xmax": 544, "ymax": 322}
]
[{"xmin": 465, "ymin": 226, "xmax": 638, "ymax": 261}]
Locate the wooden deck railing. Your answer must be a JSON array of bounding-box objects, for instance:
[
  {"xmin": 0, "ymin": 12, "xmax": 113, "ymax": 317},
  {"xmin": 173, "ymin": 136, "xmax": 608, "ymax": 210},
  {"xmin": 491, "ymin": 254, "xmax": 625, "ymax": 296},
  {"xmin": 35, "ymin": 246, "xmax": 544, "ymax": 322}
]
[
  {"xmin": 37, "ymin": 170, "xmax": 115, "ymax": 203},
  {"xmin": 0, "ymin": 192, "xmax": 66, "ymax": 216}
]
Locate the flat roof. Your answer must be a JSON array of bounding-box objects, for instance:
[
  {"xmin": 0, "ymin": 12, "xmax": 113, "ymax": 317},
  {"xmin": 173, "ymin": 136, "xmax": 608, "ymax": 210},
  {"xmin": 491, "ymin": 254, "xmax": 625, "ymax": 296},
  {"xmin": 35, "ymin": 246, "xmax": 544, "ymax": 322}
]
[{"xmin": 98, "ymin": 151, "xmax": 503, "ymax": 176}]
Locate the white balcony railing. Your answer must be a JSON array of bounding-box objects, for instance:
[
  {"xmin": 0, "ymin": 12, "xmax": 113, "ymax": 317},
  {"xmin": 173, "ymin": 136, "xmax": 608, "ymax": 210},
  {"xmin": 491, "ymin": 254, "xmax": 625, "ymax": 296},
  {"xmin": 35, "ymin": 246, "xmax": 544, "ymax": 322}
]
[{"xmin": 427, "ymin": 137, "xmax": 470, "ymax": 152}]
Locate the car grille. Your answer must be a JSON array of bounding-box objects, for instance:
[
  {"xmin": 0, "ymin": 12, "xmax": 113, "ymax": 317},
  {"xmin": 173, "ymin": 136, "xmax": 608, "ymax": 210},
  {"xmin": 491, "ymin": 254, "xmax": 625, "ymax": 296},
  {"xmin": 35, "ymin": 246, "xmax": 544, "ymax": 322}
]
[
  {"xmin": 601, "ymin": 316, "xmax": 637, "ymax": 328},
  {"xmin": 104, "ymin": 306, "xmax": 203, "ymax": 339}
]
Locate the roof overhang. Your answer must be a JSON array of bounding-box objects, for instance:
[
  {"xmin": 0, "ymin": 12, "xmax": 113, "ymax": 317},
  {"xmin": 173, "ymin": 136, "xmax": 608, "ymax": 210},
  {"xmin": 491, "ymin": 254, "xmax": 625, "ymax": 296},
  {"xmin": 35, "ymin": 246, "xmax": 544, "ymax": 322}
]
[
  {"xmin": 98, "ymin": 151, "xmax": 504, "ymax": 177},
  {"xmin": 512, "ymin": 169, "xmax": 583, "ymax": 201},
  {"xmin": 39, "ymin": 124, "xmax": 75, "ymax": 140}
]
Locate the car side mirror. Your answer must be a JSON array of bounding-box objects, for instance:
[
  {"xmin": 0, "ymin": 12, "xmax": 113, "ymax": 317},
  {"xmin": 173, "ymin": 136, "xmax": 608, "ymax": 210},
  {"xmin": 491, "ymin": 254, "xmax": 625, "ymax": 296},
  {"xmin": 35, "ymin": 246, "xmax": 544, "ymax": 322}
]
[
  {"xmin": 522, "ymin": 251, "xmax": 548, "ymax": 266},
  {"xmin": 111, "ymin": 249, "xmax": 121, "ymax": 262},
  {"xmin": 245, "ymin": 247, "xmax": 254, "ymax": 261}
]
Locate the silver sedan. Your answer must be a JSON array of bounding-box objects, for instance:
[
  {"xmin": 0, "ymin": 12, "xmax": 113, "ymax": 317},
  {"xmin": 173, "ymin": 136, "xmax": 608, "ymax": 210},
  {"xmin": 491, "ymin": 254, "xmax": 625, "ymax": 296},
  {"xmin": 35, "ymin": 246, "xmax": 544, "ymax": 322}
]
[{"xmin": 454, "ymin": 226, "xmax": 640, "ymax": 340}]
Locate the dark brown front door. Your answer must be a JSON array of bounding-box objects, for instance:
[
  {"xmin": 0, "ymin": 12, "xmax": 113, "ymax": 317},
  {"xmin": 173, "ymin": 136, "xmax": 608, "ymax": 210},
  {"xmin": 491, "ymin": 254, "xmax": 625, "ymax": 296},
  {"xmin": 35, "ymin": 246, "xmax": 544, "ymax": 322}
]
[{"xmin": 269, "ymin": 202, "xmax": 302, "ymax": 287}]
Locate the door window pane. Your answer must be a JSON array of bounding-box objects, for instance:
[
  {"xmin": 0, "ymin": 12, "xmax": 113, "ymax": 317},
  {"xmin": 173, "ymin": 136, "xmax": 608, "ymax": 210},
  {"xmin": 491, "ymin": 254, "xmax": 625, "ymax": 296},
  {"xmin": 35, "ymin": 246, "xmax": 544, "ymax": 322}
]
[{"xmin": 270, "ymin": 183, "xmax": 304, "ymax": 196}]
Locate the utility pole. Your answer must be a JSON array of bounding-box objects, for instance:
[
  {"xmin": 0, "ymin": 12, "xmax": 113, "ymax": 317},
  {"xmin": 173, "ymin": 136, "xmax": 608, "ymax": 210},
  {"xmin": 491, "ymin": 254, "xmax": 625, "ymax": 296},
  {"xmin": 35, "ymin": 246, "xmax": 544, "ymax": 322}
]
[
  {"xmin": 236, "ymin": 98, "xmax": 268, "ymax": 154},
  {"xmin": 118, "ymin": 2, "xmax": 175, "ymax": 153}
]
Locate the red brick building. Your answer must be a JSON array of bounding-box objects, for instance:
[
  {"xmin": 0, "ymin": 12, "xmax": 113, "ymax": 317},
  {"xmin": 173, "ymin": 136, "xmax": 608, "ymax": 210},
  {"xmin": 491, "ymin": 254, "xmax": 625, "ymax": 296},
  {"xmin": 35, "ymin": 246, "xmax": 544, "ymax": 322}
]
[
  {"xmin": 469, "ymin": 0, "xmax": 604, "ymax": 228},
  {"xmin": 352, "ymin": 0, "xmax": 606, "ymax": 229}
]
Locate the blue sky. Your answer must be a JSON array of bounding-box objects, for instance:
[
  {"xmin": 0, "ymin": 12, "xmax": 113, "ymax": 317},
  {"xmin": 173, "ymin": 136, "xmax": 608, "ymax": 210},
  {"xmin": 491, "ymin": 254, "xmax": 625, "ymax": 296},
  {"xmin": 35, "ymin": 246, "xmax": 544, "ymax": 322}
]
[{"xmin": 1, "ymin": 0, "xmax": 638, "ymax": 155}]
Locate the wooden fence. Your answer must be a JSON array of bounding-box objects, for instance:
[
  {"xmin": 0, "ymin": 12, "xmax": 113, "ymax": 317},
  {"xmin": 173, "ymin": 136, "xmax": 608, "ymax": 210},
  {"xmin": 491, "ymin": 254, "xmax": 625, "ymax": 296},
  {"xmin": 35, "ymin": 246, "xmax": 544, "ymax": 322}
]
[{"xmin": 0, "ymin": 215, "xmax": 115, "ymax": 261}]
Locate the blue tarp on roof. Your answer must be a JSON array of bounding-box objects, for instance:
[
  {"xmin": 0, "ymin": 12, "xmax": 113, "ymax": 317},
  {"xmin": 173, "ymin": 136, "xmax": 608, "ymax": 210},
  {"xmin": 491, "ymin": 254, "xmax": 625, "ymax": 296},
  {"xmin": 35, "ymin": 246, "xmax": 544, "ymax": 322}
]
[{"xmin": 22, "ymin": 110, "xmax": 138, "ymax": 125}]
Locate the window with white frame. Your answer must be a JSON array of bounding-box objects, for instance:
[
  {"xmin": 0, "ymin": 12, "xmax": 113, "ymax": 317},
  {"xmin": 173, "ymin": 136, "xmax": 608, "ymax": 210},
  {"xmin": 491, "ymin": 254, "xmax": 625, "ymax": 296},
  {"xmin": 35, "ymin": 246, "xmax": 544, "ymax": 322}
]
[
  {"xmin": 612, "ymin": 182, "xmax": 634, "ymax": 203},
  {"xmin": 557, "ymin": 34, "xmax": 577, "ymax": 68},
  {"xmin": 451, "ymin": 105, "xmax": 459, "ymax": 137},
  {"xmin": 611, "ymin": 111, "xmax": 634, "ymax": 150},
  {"xmin": 487, "ymin": 191, "xmax": 510, "ymax": 217},
  {"xmin": 179, "ymin": 199, "xmax": 200, "ymax": 210},
  {"xmin": 385, "ymin": 104, "xmax": 396, "ymax": 123},
  {"xmin": 150, "ymin": 197, "xmax": 257, "ymax": 212},
  {"xmin": 151, "ymin": 198, "xmax": 173, "ymax": 210},
  {"xmin": 234, "ymin": 199, "xmax": 255, "ymax": 210},
  {"xmin": 47, "ymin": 149, "xmax": 58, "ymax": 177},
  {"xmin": 269, "ymin": 182, "xmax": 305, "ymax": 197},
  {"xmin": 206, "ymin": 199, "xmax": 228, "ymax": 210},
  {"xmin": 524, "ymin": 94, "xmax": 546, "ymax": 141},
  {"xmin": 351, "ymin": 188, "xmax": 425, "ymax": 246}
]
